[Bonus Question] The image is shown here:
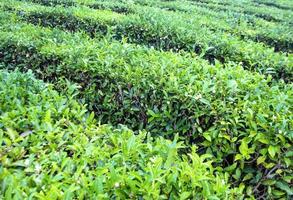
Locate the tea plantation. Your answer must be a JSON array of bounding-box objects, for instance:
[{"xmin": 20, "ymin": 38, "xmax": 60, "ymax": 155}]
[{"xmin": 0, "ymin": 0, "xmax": 292, "ymax": 199}]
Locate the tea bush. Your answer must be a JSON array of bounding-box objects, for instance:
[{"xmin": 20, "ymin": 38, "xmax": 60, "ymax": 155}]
[
  {"xmin": 0, "ymin": 70, "xmax": 244, "ymax": 199},
  {"xmin": 0, "ymin": 19, "xmax": 292, "ymax": 198},
  {"xmin": 4, "ymin": 0, "xmax": 292, "ymax": 81},
  {"xmin": 0, "ymin": 0, "xmax": 292, "ymax": 199},
  {"xmin": 137, "ymin": 0, "xmax": 293, "ymax": 53},
  {"xmin": 188, "ymin": 0, "xmax": 293, "ymax": 23},
  {"xmin": 253, "ymin": 0, "xmax": 293, "ymax": 10}
]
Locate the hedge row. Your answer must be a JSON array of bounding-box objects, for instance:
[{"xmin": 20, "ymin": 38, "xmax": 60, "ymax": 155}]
[
  {"xmin": 3, "ymin": 1, "xmax": 124, "ymax": 38},
  {"xmin": 198, "ymin": 0, "xmax": 293, "ymax": 11},
  {"xmin": 20, "ymin": 0, "xmax": 134, "ymax": 14},
  {"xmin": 0, "ymin": 18, "xmax": 292, "ymax": 198},
  {"xmin": 19, "ymin": 0, "xmax": 76, "ymax": 6},
  {"xmin": 140, "ymin": 0, "xmax": 293, "ymax": 53},
  {"xmin": 20, "ymin": 0, "xmax": 293, "ymax": 53},
  {"xmin": 84, "ymin": 0, "xmax": 134, "ymax": 14},
  {"xmin": 188, "ymin": 0, "xmax": 293, "ymax": 23},
  {"xmin": 0, "ymin": 69, "xmax": 245, "ymax": 199},
  {"xmin": 4, "ymin": 0, "xmax": 293, "ymax": 81},
  {"xmin": 253, "ymin": 0, "xmax": 293, "ymax": 11}
]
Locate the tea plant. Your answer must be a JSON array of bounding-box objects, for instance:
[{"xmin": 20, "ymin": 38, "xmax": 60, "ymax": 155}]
[
  {"xmin": 0, "ymin": 0, "xmax": 292, "ymax": 199},
  {"xmin": 0, "ymin": 70, "xmax": 244, "ymax": 199},
  {"xmin": 3, "ymin": 0, "xmax": 292, "ymax": 81},
  {"xmin": 0, "ymin": 18, "xmax": 292, "ymax": 198}
]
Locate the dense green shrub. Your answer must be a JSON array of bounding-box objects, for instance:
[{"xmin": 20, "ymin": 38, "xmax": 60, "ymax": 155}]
[
  {"xmin": 20, "ymin": 0, "xmax": 133, "ymax": 14},
  {"xmin": 253, "ymin": 0, "xmax": 293, "ymax": 10},
  {"xmin": 79, "ymin": 0, "xmax": 135, "ymax": 14},
  {"xmin": 139, "ymin": 0, "xmax": 293, "ymax": 53},
  {"xmin": 0, "ymin": 20, "xmax": 292, "ymax": 198},
  {"xmin": 4, "ymin": 0, "xmax": 292, "ymax": 81},
  {"xmin": 21, "ymin": 0, "xmax": 293, "ymax": 53},
  {"xmin": 20, "ymin": 0, "xmax": 293, "ymax": 50},
  {"xmin": 20, "ymin": 0, "xmax": 76, "ymax": 7},
  {"xmin": 188, "ymin": 0, "xmax": 293, "ymax": 23},
  {"xmin": 0, "ymin": 70, "xmax": 244, "ymax": 199},
  {"xmin": 2, "ymin": 1, "xmax": 123, "ymax": 38}
]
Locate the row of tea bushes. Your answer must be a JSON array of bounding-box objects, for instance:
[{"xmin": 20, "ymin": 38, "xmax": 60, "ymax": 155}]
[
  {"xmin": 3, "ymin": 0, "xmax": 124, "ymax": 37},
  {"xmin": 0, "ymin": 19, "xmax": 292, "ymax": 198},
  {"xmin": 138, "ymin": 0, "xmax": 293, "ymax": 53},
  {"xmin": 253, "ymin": 0, "xmax": 293, "ymax": 10},
  {"xmin": 26, "ymin": 0, "xmax": 135, "ymax": 14},
  {"xmin": 19, "ymin": 0, "xmax": 76, "ymax": 6},
  {"xmin": 0, "ymin": 69, "xmax": 244, "ymax": 199},
  {"xmin": 4, "ymin": 0, "xmax": 292, "ymax": 81},
  {"xmin": 195, "ymin": 0, "xmax": 293, "ymax": 11},
  {"xmin": 188, "ymin": 0, "xmax": 293, "ymax": 23},
  {"xmin": 82, "ymin": 0, "xmax": 135, "ymax": 14},
  {"xmin": 19, "ymin": 0, "xmax": 293, "ymax": 53},
  {"xmin": 22, "ymin": 0, "xmax": 293, "ymax": 31},
  {"xmin": 74, "ymin": 0, "xmax": 293, "ymax": 53}
]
